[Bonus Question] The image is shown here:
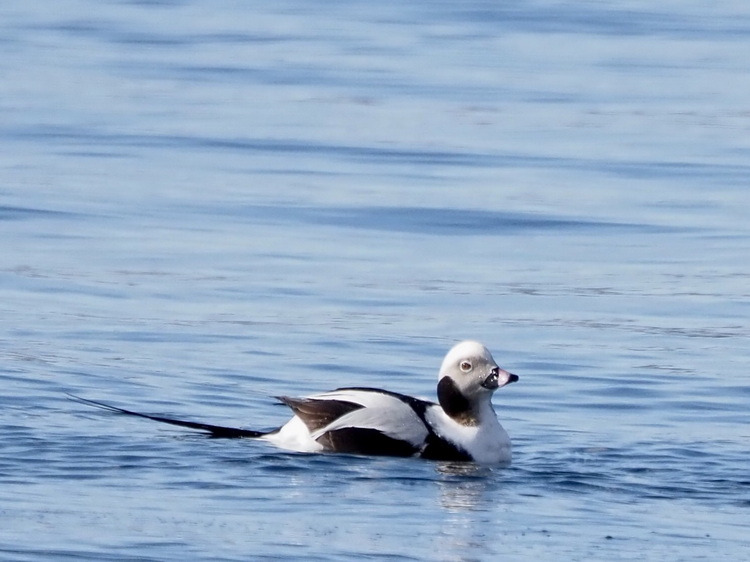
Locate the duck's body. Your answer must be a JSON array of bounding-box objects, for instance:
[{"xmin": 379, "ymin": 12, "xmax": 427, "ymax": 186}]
[
  {"xmin": 264, "ymin": 385, "xmax": 512, "ymax": 464},
  {"xmin": 73, "ymin": 341, "xmax": 518, "ymax": 465}
]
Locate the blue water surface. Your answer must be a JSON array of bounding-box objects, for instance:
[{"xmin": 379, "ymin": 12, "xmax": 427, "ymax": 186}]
[{"xmin": 2, "ymin": 1, "xmax": 749, "ymax": 560}]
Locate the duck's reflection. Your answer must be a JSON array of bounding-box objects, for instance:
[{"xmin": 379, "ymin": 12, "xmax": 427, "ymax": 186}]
[
  {"xmin": 435, "ymin": 462, "xmax": 496, "ymax": 511},
  {"xmin": 434, "ymin": 462, "xmax": 506, "ymax": 559}
]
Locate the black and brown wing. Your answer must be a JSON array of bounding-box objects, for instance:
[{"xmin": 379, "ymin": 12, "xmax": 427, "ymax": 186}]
[{"xmin": 276, "ymin": 388, "xmax": 431, "ymax": 457}]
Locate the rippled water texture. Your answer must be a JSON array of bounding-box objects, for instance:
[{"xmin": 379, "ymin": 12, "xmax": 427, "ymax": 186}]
[{"xmin": 2, "ymin": 1, "xmax": 749, "ymax": 560}]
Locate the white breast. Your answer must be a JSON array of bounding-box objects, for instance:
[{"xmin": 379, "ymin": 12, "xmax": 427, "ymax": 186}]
[{"xmin": 425, "ymin": 405, "xmax": 512, "ymax": 465}]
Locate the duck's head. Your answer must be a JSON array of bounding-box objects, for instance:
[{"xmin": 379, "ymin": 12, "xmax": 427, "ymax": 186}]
[{"xmin": 437, "ymin": 340, "xmax": 518, "ymax": 425}]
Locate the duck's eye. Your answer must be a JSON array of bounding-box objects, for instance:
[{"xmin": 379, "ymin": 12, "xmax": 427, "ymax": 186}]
[{"xmin": 460, "ymin": 361, "xmax": 473, "ymax": 372}]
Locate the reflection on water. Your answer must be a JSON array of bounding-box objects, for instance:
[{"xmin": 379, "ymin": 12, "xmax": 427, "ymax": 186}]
[
  {"xmin": 434, "ymin": 463, "xmax": 504, "ymax": 561},
  {"xmin": 436, "ymin": 462, "xmax": 496, "ymax": 512}
]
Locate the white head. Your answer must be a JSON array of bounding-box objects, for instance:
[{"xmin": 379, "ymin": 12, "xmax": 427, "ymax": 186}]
[{"xmin": 437, "ymin": 341, "xmax": 518, "ymax": 425}]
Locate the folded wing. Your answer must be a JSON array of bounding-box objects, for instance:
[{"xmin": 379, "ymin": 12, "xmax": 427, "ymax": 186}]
[{"xmin": 279, "ymin": 388, "xmax": 431, "ymax": 457}]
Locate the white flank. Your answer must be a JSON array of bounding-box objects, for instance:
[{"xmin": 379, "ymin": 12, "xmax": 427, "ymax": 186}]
[{"xmin": 262, "ymin": 415, "xmax": 324, "ymax": 453}]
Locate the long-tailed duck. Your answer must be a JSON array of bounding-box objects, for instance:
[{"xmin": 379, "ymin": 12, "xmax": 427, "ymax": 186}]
[{"xmin": 72, "ymin": 341, "xmax": 518, "ymax": 464}]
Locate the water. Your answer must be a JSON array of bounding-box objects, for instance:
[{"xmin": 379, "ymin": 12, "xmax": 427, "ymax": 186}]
[{"xmin": 2, "ymin": 0, "xmax": 749, "ymax": 560}]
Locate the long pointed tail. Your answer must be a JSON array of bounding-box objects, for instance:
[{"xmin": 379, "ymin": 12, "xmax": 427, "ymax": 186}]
[{"xmin": 68, "ymin": 394, "xmax": 266, "ymax": 438}]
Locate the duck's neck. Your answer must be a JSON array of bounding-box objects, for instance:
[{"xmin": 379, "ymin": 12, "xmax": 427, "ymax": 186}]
[{"xmin": 437, "ymin": 376, "xmax": 494, "ymax": 427}]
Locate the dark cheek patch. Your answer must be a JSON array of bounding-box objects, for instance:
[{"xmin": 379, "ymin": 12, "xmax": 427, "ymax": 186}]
[{"xmin": 437, "ymin": 377, "xmax": 476, "ymax": 425}]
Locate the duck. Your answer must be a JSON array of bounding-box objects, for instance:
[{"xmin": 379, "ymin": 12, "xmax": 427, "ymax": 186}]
[{"xmin": 72, "ymin": 340, "xmax": 519, "ymax": 465}]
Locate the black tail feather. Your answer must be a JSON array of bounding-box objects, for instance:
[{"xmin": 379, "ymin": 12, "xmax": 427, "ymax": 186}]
[{"xmin": 68, "ymin": 394, "xmax": 266, "ymax": 439}]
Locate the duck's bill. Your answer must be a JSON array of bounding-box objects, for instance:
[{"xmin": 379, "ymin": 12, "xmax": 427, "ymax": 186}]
[{"xmin": 481, "ymin": 369, "xmax": 519, "ymax": 390}]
